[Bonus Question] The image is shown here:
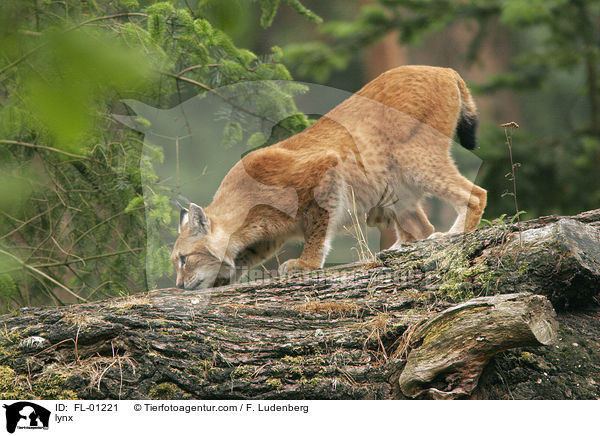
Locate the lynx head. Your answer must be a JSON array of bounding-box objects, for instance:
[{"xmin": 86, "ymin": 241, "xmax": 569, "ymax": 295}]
[{"xmin": 171, "ymin": 203, "xmax": 234, "ymax": 289}]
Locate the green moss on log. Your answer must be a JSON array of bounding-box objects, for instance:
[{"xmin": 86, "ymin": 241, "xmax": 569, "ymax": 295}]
[
  {"xmin": 0, "ymin": 365, "xmax": 78, "ymax": 400},
  {"xmin": 149, "ymin": 382, "xmax": 180, "ymax": 400}
]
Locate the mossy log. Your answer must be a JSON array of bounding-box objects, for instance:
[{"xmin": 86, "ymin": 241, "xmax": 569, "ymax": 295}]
[
  {"xmin": 398, "ymin": 293, "xmax": 557, "ymax": 399},
  {"xmin": 0, "ymin": 209, "xmax": 599, "ymax": 400}
]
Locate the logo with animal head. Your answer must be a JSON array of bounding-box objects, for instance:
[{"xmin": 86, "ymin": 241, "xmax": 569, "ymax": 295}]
[{"xmin": 3, "ymin": 402, "xmax": 50, "ymax": 433}]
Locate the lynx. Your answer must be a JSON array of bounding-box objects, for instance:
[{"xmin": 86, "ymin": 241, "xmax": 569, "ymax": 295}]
[{"xmin": 172, "ymin": 65, "xmax": 486, "ymax": 289}]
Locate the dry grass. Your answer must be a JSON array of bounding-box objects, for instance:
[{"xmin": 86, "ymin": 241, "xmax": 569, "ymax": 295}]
[
  {"xmin": 296, "ymin": 300, "xmax": 360, "ymax": 316},
  {"xmin": 62, "ymin": 312, "xmax": 103, "ymax": 327},
  {"xmin": 390, "ymin": 321, "xmax": 422, "ymax": 360},
  {"xmin": 29, "ymin": 339, "xmax": 137, "ymax": 400},
  {"xmin": 360, "ymin": 313, "xmax": 393, "ymax": 363},
  {"xmin": 2, "ymin": 323, "xmax": 14, "ymax": 343},
  {"xmin": 343, "ymin": 188, "xmax": 375, "ymax": 263},
  {"xmin": 362, "ymin": 259, "xmax": 383, "ymax": 269},
  {"xmin": 87, "ymin": 351, "xmax": 136, "ymax": 399},
  {"xmin": 108, "ymin": 295, "xmax": 151, "ymax": 310}
]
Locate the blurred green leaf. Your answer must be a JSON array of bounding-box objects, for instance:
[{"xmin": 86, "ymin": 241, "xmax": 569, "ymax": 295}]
[{"xmin": 21, "ymin": 29, "xmax": 155, "ymax": 153}]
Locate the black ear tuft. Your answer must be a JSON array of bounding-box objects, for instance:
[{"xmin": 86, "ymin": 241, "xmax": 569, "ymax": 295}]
[{"xmin": 176, "ymin": 195, "xmax": 191, "ymax": 210}]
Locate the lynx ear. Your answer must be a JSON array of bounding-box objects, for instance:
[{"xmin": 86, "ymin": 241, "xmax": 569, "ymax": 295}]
[
  {"xmin": 186, "ymin": 203, "xmax": 210, "ymax": 235},
  {"xmin": 179, "ymin": 207, "xmax": 189, "ymax": 234}
]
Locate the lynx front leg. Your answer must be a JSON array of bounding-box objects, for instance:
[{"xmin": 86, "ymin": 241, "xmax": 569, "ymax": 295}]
[
  {"xmin": 279, "ymin": 160, "xmax": 341, "ymax": 275},
  {"xmin": 234, "ymin": 239, "xmax": 284, "ymax": 280},
  {"xmin": 278, "ymin": 202, "xmax": 333, "ymax": 275}
]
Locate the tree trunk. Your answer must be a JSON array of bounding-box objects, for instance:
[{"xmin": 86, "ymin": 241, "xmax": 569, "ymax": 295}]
[{"xmin": 1, "ymin": 210, "xmax": 599, "ymax": 400}]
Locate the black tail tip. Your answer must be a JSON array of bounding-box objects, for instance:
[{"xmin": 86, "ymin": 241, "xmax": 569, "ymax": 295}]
[{"xmin": 456, "ymin": 114, "xmax": 478, "ymax": 150}]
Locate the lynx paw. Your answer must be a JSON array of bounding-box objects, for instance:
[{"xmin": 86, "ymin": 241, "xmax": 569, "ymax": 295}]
[
  {"xmin": 278, "ymin": 259, "xmax": 317, "ymax": 275},
  {"xmin": 427, "ymin": 232, "xmax": 445, "ymax": 239}
]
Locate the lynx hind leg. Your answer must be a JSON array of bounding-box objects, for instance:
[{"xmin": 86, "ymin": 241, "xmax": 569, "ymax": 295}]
[
  {"xmin": 370, "ymin": 214, "xmax": 405, "ymax": 251},
  {"xmin": 399, "ymin": 206, "xmax": 435, "ymax": 239},
  {"xmin": 375, "ymin": 217, "xmax": 419, "ymax": 251},
  {"xmin": 424, "ymin": 166, "xmax": 487, "ymax": 236},
  {"xmin": 456, "ymin": 183, "xmax": 486, "ymax": 232},
  {"xmin": 389, "ymin": 205, "xmax": 435, "ymax": 250},
  {"xmin": 444, "ymin": 179, "xmax": 486, "ymax": 234},
  {"xmin": 367, "ymin": 206, "xmax": 396, "ymax": 249},
  {"xmin": 368, "ymin": 203, "xmax": 435, "ymax": 250},
  {"xmin": 378, "ymin": 226, "xmax": 401, "ymax": 250},
  {"xmin": 367, "ymin": 206, "xmax": 409, "ymax": 249}
]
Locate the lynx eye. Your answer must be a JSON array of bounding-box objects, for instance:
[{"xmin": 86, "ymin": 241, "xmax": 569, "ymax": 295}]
[{"xmin": 179, "ymin": 255, "xmax": 187, "ymax": 268}]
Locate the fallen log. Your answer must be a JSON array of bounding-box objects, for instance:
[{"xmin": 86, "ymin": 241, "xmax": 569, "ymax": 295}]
[
  {"xmin": 0, "ymin": 209, "xmax": 598, "ymax": 400},
  {"xmin": 398, "ymin": 293, "xmax": 557, "ymax": 399}
]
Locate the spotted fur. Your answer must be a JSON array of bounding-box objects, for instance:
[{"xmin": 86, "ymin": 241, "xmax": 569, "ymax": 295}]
[{"xmin": 171, "ymin": 66, "xmax": 486, "ymax": 289}]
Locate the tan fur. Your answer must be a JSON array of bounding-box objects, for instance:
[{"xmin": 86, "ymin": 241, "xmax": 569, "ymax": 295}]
[{"xmin": 172, "ymin": 65, "xmax": 487, "ymax": 289}]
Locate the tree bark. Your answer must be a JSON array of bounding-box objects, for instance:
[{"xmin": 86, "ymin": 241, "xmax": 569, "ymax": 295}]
[
  {"xmin": 398, "ymin": 293, "xmax": 557, "ymax": 399},
  {"xmin": 0, "ymin": 209, "xmax": 599, "ymax": 400}
]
